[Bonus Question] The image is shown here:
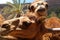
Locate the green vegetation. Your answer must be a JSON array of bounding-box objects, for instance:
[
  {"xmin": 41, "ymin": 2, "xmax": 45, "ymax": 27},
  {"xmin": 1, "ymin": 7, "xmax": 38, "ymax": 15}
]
[
  {"xmin": 48, "ymin": 8, "xmax": 60, "ymax": 18},
  {"xmin": 47, "ymin": 12, "xmax": 57, "ymax": 18},
  {"xmin": 1, "ymin": 0, "xmax": 26, "ymax": 20}
]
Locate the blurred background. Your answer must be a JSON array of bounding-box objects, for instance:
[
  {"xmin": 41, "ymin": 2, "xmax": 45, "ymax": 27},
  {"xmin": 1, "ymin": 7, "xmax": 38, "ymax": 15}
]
[{"xmin": 0, "ymin": 0, "xmax": 60, "ymax": 20}]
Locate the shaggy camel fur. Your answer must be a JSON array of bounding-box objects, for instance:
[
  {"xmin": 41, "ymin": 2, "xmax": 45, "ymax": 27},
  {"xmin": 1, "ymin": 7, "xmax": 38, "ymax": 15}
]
[{"xmin": 1, "ymin": 1, "xmax": 49, "ymax": 40}]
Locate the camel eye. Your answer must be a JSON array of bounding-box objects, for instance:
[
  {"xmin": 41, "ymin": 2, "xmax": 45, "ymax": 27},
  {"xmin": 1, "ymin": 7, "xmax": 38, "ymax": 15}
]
[
  {"xmin": 2, "ymin": 24, "xmax": 10, "ymax": 28},
  {"xmin": 37, "ymin": 3, "xmax": 43, "ymax": 6},
  {"xmin": 41, "ymin": 3, "xmax": 44, "ymax": 5}
]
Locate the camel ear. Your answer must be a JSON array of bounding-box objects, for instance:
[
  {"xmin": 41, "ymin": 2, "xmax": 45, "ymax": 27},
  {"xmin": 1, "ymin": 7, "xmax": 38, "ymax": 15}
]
[
  {"xmin": 45, "ymin": 4, "xmax": 48, "ymax": 9},
  {"xmin": 45, "ymin": 1, "xmax": 47, "ymax": 2}
]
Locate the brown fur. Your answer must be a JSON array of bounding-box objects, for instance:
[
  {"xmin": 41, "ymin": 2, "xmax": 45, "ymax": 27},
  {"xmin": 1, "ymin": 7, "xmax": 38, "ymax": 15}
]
[
  {"xmin": 0, "ymin": 14, "xmax": 5, "ymax": 25},
  {"xmin": 43, "ymin": 17, "xmax": 60, "ymax": 40},
  {"xmin": 1, "ymin": 1, "xmax": 49, "ymax": 40},
  {"xmin": 44, "ymin": 17, "xmax": 60, "ymax": 29},
  {"xmin": 24, "ymin": 1, "xmax": 48, "ymax": 21},
  {"xmin": 4, "ymin": 22, "xmax": 40, "ymax": 40}
]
